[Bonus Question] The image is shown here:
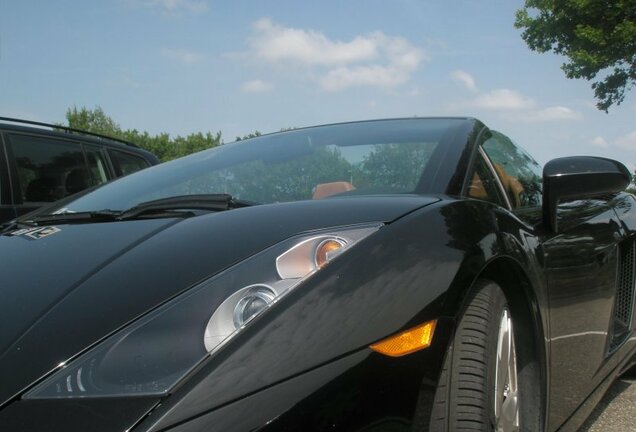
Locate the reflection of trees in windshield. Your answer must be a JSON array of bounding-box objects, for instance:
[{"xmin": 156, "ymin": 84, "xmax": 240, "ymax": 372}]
[
  {"xmin": 163, "ymin": 142, "xmax": 436, "ymax": 203},
  {"xmin": 355, "ymin": 142, "xmax": 434, "ymax": 191},
  {"xmin": 234, "ymin": 147, "xmax": 353, "ymax": 202}
]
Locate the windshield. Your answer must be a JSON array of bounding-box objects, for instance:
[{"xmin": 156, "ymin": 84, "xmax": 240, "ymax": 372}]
[{"xmin": 59, "ymin": 119, "xmax": 461, "ymax": 213}]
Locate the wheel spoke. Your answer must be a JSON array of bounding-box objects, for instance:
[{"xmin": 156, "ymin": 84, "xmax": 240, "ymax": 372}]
[
  {"xmin": 500, "ymin": 391, "xmax": 519, "ymax": 430},
  {"xmin": 495, "ymin": 309, "xmax": 519, "ymax": 432}
]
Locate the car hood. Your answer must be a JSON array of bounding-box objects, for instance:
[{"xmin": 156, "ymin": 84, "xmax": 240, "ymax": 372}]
[{"xmin": 0, "ymin": 195, "xmax": 438, "ymax": 405}]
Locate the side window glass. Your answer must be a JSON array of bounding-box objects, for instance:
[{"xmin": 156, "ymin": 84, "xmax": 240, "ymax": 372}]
[
  {"xmin": 10, "ymin": 134, "xmax": 88, "ymax": 203},
  {"xmin": 109, "ymin": 150, "xmax": 150, "ymax": 177},
  {"xmin": 83, "ymin": 146, "xmax": 110, "ymax": 186},
  {"xmin": 482, "ymin": 131, "xmax": 542, "ymax": 209},
  {"xmin": 467, "ymin": 151, "xmax": 507, "ymax": 207}
]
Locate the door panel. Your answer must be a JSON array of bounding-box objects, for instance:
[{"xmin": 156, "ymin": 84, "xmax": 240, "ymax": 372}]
[{"xmin": 543, "ymin": 199, "xmax": 622, "ymax": 429}]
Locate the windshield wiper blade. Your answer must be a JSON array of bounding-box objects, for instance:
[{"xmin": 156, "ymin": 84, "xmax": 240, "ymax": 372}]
[
  {"xmin": 118, "ymin": 194, "xmax": 256, "ymax": 220},
  {"xmin": 20, "ymin": 195, "xmax": 255, "ymax": 226},
  {"xmin": 24, "ymin": 210, "xmax": 121, "ymax": 226}
]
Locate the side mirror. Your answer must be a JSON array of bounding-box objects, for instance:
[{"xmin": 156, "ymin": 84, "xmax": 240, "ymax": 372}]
[{"xmin": 543, "ymin": 156, "xmax": 631, "ymax": 232}]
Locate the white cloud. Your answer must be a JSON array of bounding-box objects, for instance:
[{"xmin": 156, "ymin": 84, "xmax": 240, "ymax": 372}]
[
  {"xmin": 141, "ymin": 0, "xmax": 207, "ymax": 15},
  {"xmin": 450, "ymin": 70, "xmax": 477, "ymax": 92},
  {"xmin": 590, "ymin": 136, "xmax": 609, "ymax": 148},
  {"xmin": 616, "ymin": 130, "xmax": 636, "ymax": 151},
  {"xmin": 240, "ymin": 80, "xmax": 273, "ymax": 93},
  {"xmin": 161, "ymin": 48, "xmax": 204, "ymax": 64},
  {"xmin": 247, "ymin": 18, "xmax": 425, "ymax": 91},
  {"xmin": 320, "ymin": 65, "xmax": 411, "ymax": 91},
  {"xmin": 450, "ymin": 88, "xmax": 582, "ymax": 123},
  {"xmin": 468, "ymin": 89, "xmax": 535, "ymax": 110},
  {"xmin": 511, "ymin": 106, "xmax": 582, "ymax": 123},
  {"xmin": 251, "ymin": 18, "xmax": 378, "ymax": 66}
]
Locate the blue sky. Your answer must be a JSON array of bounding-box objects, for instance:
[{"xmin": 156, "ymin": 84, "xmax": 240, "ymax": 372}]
[{"xmin": 1, "ymin": 0, "xmax": 634, "ymax": 169}]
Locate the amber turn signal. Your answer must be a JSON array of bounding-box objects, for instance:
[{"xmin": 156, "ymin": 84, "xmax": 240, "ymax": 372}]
[
  {"xmin": 315, "ymin": 239, "xmax": 344, "ymax": 268},
  {"xmin": 369, "ymin": 320, "xmax": 437, "ymax": 357}
]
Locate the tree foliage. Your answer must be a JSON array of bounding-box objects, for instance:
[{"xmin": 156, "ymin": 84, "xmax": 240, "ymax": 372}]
[
  {"xmin": 64, "ymin": 106, "xmax": 221, "ymax": 161},
  {"xmin": 515, "ymin": 0, "xmax": 636, "ymax": 111},
  {"xmin": 235, "ymin": 131, "xmax": 262, "ymax": 141}
]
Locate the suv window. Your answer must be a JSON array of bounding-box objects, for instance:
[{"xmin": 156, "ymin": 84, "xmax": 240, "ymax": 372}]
[
  {"xmin": 109, "ymin": 150, "xmax": 151, "ymax": 176},
  {"xmin": 9, "ymin": 134, "xmax": 108, "ymax": 203},
  {"xmin": 84, "ymin": 146, "xmax": 110, "ymax": 186},
  {"xmin": 0, "ymin": 119, "xmax": 159, "ymax": 223},
  {"xmin": 482, "ymin": 131, "xmax": 542, "ymax": 209}
]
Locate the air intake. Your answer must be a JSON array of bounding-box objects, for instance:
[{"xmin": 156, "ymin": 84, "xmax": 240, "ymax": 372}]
[{"xmin": 610, "ymin": 238, "xmax": 636, "ymax": 350}]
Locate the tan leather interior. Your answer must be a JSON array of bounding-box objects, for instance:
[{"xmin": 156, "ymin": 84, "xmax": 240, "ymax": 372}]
[
  {"xmin": 493, "ymin": 164, "xmax": 524, "ymax": 208},
  {"xmin": 468, "ymin": 164, "xmax": 524, "ymax": 207},
  {"xmin": 468, "ymin": 172, "xmax": 488, "ymax": 200},
  {"xmin": 312, "ymin": 181, "xmax": 355, "ymax": 199}
]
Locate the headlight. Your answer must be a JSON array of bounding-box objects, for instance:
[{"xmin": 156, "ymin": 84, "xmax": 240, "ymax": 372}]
[{"xmin": 24, "ymin": 224, "xmax": 381, "ymax": 399}]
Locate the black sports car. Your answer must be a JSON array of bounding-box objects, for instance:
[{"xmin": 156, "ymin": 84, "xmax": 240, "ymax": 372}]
[{"xmin": 0, "ymin": 118, "xmax": 634, "ymax": 432}]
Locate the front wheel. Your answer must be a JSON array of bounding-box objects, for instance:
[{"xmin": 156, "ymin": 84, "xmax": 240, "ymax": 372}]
[{"xmin": 428, "ymin": 280, "xmax": 523, "ymax": 432}]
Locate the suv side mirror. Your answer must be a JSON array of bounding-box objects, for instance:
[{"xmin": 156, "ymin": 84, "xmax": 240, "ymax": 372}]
[{"xmin": 543, "ymin": 156, "xmax": 631, "ymax": 232}]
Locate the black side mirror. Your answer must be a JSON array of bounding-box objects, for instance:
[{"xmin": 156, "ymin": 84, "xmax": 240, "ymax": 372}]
[{"xmin": 543, "ymin": 156, "xmax": 631, "ymax": 232}]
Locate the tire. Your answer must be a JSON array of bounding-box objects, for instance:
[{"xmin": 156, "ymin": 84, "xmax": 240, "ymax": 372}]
[{"xmin": 427, "ymin": 280, "xmax": 521, "ymax": 432}]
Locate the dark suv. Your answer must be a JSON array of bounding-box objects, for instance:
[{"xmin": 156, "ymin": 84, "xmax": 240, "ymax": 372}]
[{"xmin": 0, "ymin": 117, "xmax": 159, "ymax": 223}]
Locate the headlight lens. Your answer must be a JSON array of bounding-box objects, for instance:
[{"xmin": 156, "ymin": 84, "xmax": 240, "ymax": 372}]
[
  {"xmin": 233, "ymin": 285, "xmax": 276, "ymax": 328},
  {"xmin": 24, "ymin": 224, "xmax": 381, "ymax": 399}
]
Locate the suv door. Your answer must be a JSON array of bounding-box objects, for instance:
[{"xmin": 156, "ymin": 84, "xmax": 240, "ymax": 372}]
[
  {"xmin": 0, "ymin": 133, "xmax": 17, "ymax": 222},
  {"xmin": 6, "ymin": 133, "xmax": 113, "ymax": 218}
]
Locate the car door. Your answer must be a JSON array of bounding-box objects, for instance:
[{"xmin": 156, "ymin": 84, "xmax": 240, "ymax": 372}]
[
  {"xmin": 482, "ymin": 130, "xmax": 625, "ymax": 429},
  {"xmin": 539, "ymin": 198, "xmax": 623, "ymax": 429}
]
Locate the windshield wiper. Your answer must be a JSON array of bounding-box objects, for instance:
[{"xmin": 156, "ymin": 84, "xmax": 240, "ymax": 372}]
[
  {"xmin": 22, "ymin": 194, "xmax": 256, "ymax": 226},
  {"xmin": 118, "ymin": 194, "xmax": 256, "ymax": 220},
  {"xmin": 22, "ymin": 210, "xmax": 122, "ymax": 226}
]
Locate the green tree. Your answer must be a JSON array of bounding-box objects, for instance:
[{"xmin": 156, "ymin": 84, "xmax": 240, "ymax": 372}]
[
  {"xmin": 235, "ymin": 131, "xmax": 262, "ymax": 141},
  {"xmin": 515, "ymin": 0, "xmax": 636, "ymax": 111},
  {"xmin": 65, "ymin": 106, "xmax": 121, "ymax": 136},
  {"xmin": 64, "ymin": 106, "xmax": 221, "ymax": 161}
]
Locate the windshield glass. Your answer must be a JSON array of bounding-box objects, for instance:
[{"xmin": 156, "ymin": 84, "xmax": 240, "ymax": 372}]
[{"xmin": 60, "ymin": 119, "xmax": 461, "ymax": 213}]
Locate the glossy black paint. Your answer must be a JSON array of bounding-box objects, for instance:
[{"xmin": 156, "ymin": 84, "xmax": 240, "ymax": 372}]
[
  {"xmin": 0, "ymin": 118, "xmax": 634, "ymax": 432},
  {"xmin": 0, "ymin": 196, "xmax": 437, "ymax": 408},
  {"xmin": 0, "ymin": 398, "xmax": 159, "ymax": 432}
]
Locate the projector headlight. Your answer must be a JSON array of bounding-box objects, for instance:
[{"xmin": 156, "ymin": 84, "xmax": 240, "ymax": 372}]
[{"xmin": 24, "ymin": 223, "xmax": 381, "ymax": 399}]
